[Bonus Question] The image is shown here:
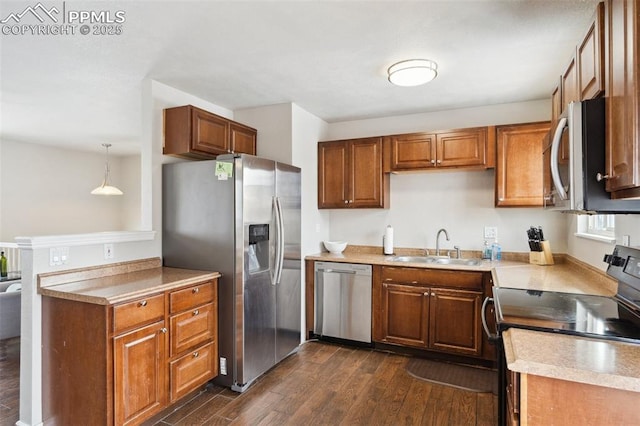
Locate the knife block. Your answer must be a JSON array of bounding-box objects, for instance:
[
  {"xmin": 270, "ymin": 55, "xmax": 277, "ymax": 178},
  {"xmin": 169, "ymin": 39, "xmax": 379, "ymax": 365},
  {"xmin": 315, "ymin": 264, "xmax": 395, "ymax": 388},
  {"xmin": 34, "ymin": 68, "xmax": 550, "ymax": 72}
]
[{"xmin": 529, "ymin": 240, "xmax": 554, "ymax": 265}]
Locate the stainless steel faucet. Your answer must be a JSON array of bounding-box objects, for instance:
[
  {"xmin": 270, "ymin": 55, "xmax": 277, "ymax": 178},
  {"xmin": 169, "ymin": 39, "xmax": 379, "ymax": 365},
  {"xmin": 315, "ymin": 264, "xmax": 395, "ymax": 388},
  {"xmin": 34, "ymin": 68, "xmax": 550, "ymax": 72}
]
[{"xmin": 435, "ymin": 228, "xmax": 450, "ymax": 256}]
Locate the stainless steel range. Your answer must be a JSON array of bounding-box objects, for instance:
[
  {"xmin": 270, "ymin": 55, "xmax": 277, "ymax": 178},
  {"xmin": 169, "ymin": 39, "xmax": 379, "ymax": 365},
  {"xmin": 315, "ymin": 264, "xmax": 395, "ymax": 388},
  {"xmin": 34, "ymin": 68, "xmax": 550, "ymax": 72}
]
[{"xmin": 483, "ymin": 245, "xmax": 640, "ymax": 426}]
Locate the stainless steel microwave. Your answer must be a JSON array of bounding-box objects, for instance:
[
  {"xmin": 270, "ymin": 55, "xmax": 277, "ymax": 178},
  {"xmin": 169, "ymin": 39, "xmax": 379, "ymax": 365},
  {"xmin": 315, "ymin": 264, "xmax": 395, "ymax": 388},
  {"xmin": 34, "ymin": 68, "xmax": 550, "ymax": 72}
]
[{"xmin": 543, "ymin": 97, "xmax": 640, "ymax": 213}]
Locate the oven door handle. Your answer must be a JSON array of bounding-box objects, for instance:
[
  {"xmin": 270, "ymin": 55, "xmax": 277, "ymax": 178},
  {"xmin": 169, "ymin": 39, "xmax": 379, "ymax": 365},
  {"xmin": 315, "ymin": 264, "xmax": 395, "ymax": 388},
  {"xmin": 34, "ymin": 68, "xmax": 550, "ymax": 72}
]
[{"xmin": 481, "ymin": 297, "xmax": 499, "ymax": 342}]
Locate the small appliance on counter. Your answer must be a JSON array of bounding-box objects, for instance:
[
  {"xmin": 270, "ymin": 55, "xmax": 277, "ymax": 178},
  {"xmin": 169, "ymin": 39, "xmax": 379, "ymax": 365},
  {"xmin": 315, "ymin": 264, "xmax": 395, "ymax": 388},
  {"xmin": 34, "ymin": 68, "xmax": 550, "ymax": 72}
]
[{"xmin": 526, "ymin": 226, "xmax": 553, "ymax": 265}]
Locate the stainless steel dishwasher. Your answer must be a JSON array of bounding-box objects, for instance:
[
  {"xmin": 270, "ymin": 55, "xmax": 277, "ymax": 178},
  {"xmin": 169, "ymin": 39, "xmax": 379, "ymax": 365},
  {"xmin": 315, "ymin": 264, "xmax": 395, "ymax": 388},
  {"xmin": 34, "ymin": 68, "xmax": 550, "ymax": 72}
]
[{"xmin": 314, "ymin": 262, "xmax": 372, "ymax": 343}]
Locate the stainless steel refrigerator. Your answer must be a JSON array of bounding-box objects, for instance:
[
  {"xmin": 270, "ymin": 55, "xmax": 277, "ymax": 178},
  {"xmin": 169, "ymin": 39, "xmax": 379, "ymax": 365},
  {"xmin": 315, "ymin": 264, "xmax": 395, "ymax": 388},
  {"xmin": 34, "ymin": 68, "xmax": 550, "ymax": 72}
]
[{"xmin": 162, "ymin": 154, "xmax": 301, "ymax": 392}]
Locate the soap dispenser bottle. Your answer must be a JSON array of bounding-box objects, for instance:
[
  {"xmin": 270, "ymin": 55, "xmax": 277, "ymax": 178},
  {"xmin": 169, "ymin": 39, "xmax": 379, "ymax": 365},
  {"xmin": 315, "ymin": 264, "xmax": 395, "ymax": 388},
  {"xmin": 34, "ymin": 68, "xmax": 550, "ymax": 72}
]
[
  {"xmin": 491, "ymin": 240, "xmax": 502, "ymax": 261},
  {"xmin": 482, "ymin": 240, "xmax": 492, "ymax": 260}
]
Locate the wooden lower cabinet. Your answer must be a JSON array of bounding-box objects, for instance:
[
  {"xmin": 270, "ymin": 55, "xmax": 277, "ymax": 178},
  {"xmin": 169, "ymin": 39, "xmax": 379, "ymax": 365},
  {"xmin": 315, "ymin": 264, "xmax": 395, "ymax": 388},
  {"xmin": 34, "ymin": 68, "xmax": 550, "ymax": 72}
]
[
  {"xmin": 114, "ymin": 320, "xmax": 168, "ymax": 425},
  {"xmin": 374, "ymin": 266, "xmax": 485, "ymax": 358},
  {"xmin": 42, "ymin": 278, "xmax": 218, "ymax": 426},
  {"xmin": 429, "ymin": 288, "xmax": 482, "ymax": 356},
  {"xmin": 510, "ymin": 371, "xmax": 640, "ymax": 425},
  {"xmin": 379, "ymin": 282, "xmax": 430, "ymax": 347}
]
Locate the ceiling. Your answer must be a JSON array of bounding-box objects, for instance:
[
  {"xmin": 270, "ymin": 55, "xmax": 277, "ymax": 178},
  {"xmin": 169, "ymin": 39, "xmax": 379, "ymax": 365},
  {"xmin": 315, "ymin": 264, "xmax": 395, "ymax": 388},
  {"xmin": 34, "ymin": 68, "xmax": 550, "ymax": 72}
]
[{"xmin": 0, "ymin": 0, "xmax": 599, "ymax": 155}]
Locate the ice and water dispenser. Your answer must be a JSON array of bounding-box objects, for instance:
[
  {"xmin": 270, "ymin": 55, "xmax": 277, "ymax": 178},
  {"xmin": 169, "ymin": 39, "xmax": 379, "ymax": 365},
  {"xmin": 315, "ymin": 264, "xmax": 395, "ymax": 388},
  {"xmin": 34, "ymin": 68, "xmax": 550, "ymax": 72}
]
[{"xmin": 247, "ymin": 224, "xmax": 269, "ymax": 273}]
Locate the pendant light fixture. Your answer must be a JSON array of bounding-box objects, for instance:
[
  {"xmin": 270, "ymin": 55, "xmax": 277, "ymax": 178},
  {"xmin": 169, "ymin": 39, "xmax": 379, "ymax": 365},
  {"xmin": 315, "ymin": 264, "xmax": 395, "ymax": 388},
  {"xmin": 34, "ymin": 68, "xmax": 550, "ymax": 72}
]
[
  {"xmin": 388, "ymin": 59, "xmax": 438, "ymax": 87},
  {"xmin": 91, "ymin": 143, "xmax": 123, "ymax": 195}
]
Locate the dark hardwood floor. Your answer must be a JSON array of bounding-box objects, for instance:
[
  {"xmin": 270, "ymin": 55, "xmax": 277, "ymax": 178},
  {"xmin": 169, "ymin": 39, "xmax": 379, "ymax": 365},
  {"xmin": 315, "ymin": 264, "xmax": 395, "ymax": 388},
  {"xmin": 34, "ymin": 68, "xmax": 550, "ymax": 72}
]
[
  {"xmin": 0, "ymin": 339, "xmax": 497, "ymax": 426},
  {"xmin": 0, "ymin": 337, "xmax": 20, "ymax": 426},
  {"xmin": 151, "ymin": 341, "xmax": 497, "ymax": 426}
]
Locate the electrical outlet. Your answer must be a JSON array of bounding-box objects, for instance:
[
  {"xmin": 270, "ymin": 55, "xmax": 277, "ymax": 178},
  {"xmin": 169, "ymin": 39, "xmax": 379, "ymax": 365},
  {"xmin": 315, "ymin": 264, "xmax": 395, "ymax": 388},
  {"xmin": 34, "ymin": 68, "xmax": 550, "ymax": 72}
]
[
  {"xmin": 623, "ymin": 235, "xmax": 631, "ymax": 246},
  {"xmin": 484, "ymin": 226, "xmax": 498, "ymax": 240},
  {"xmin": 104, "ymin": 243, "xmax": 114, "ymax": 259},
  {"xmin": 220, "ymin": 357, "xmax": 227, "ymax": 375}
]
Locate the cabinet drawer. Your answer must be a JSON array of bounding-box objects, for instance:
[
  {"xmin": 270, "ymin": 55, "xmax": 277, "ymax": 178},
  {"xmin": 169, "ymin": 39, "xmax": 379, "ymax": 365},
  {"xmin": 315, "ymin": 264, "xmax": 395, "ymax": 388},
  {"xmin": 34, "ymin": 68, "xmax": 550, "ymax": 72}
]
[
  {"xmin": 170, "ymin": 281, "xmax": 216, "ymax": 313},
  {"xmin": 113, "ymin": 294, "xmax": 165, "ymax": 334},
  {"xmin": 170, "ymin": 302, "xmax": 216, "ymax": 356},
  {"xmin": 381, "ymin": 266, "xmax": 483, "ymax": 290},
  {"xmin": 170, "ymin": 341, "xmax": 217, "ymax": 402}
]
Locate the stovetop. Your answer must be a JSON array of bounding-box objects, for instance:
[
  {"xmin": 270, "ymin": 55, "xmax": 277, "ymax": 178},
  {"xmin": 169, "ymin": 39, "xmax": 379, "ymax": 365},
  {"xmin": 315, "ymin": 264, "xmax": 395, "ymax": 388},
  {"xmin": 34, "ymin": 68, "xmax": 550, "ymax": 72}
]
[
  {"xmin": 494, "ymin": 287, "xmax": 640, "ymax": 343},
  {"xmin": 493, "ymin": 245, "xmax": 640, "ymax": 344}
]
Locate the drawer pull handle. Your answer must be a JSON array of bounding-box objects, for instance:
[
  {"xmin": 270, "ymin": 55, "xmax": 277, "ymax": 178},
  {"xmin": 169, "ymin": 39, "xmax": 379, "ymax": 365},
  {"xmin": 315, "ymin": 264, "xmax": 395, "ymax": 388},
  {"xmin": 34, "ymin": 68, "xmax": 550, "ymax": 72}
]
[
  {"xmin": 193, "ymin": 309, "xmax": 199, "ymax": 316},
  {"xmin": 160, "ymin": 327, "xmax": 167, "ymax": 334},
  {"xmin": 193, "ymin": 351, "xmax": 199, "ymax": 358},
  {"xmin": 192, "ymin": 287, "xmax": 200, "ymax": 294},
  {"xmin": 139, "ymin": 300, "xmax": 147, "ymax": 307}
]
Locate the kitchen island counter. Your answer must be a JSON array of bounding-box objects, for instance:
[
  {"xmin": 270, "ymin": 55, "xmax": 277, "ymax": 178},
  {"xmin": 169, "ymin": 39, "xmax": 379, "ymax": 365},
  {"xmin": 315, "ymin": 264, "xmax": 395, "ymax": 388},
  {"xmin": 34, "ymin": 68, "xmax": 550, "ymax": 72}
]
[
  {"xmin": 503, "ymin": 327, "xmax": 640, "ymax": 392},
  {"xmin": 37, "ymin": 257, "xmax": 220, "ymax": 305}
]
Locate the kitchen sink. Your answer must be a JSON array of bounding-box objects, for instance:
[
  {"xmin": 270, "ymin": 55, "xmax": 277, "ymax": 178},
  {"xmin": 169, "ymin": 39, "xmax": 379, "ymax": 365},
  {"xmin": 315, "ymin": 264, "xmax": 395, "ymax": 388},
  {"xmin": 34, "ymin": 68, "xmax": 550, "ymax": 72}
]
[
  {"xmin": 434, "ymin": 258, "xmax": 483, "ymax": 266},
  {"xmin": 389, "ymin": 256, "xmax": 437, "ymax": 263},
  {"xmin": 389, "ymin": 256, "xmax": 483, "ymax": 266}
]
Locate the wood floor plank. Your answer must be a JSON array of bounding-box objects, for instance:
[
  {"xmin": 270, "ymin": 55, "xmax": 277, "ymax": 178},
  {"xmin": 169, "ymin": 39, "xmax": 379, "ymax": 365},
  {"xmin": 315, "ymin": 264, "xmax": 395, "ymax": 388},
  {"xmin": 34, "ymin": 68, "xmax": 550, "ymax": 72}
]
[
  {"xmin": 475, "ymin": 393, "xmax": 497, "ymax": 426},
  {"xmin": 396, "ymin": 379, "xmax": 434, "ymax": 426},
  {"xmin": 175, "ymin": 396, "xmax": 234, "ymax": 426},
  {"xmin": 448, "ymin": 390, "xmax": 476, "ymax": 426},
  {"xmin": 225, "ymin": 391, "xmax": 284, "ymax": 425}
]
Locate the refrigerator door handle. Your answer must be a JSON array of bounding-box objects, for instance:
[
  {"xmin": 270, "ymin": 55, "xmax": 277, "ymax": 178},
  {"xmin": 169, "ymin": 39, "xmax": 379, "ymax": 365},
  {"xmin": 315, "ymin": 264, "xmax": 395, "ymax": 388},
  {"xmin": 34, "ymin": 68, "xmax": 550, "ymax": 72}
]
[{"xmin": 272, "ymin": 196, "xmax": 285, "ymax": 285}]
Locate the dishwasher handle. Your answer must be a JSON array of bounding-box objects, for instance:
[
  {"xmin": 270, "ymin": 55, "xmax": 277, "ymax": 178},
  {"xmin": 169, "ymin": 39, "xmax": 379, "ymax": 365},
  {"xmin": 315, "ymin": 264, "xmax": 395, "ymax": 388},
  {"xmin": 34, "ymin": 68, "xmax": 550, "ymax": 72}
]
[{"xmin": 317, "ymin": 268, "xmax": 357, "ymax": 274}]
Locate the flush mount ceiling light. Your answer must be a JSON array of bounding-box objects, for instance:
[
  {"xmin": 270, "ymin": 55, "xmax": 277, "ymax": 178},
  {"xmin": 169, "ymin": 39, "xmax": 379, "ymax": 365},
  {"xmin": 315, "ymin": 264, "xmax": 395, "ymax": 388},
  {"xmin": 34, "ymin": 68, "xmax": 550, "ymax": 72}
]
[
  {"xmin": 91, "ymin": 143, "xmax": 123, "ymax": 196},
  {"xmin": 387, "ymin": 59, "xmax": 438, "ymax": 87}
]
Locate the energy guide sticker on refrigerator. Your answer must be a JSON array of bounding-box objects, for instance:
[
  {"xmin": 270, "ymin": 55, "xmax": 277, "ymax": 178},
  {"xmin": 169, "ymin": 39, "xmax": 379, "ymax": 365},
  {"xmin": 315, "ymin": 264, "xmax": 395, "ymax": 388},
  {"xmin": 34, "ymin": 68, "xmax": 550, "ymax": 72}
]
[{"xmin": 162, "ymin": 154, "xmax": 302, "ymax": 392}]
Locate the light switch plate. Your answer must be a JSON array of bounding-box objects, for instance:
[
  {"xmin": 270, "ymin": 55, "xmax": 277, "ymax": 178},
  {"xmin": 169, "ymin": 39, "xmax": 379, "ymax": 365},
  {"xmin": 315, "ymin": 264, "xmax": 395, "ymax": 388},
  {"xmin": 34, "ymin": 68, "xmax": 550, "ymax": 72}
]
[
  {"xmin": 104, "ymin": 243, "xmax": 114, "ymax": 259},
  {"xmin": 49, "ymin": 247, "xmax": 69, "ymax": 266}
]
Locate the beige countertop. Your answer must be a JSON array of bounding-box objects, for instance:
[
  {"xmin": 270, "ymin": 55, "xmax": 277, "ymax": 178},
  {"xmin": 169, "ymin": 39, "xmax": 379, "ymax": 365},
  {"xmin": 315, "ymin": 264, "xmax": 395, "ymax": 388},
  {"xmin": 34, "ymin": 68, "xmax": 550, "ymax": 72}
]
[
  {"xmin": 307, "ymin": 246, "xmax": 635, "ymax": 392},
  {"xmin": 38, "ymin": 258, "xmax": 220, "ymax": 305},
  {"xmin": 504, "ymin": 328, "xmax": 640, "ymax": 392}
]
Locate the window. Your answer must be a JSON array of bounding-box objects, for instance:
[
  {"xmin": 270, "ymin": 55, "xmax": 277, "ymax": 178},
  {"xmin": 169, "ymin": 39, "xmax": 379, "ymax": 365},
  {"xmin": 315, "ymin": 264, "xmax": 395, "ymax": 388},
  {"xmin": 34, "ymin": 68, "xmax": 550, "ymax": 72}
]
[{"xmin": 576, "ymin": 214, "xmax": 616, "ymax": 243}]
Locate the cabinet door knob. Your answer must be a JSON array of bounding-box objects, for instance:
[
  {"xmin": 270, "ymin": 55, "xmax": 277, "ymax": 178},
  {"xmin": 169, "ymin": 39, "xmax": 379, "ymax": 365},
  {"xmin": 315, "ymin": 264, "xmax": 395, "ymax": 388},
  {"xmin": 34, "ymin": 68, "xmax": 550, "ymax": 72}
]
[
  {"xmin": 160, "ymin": 327, "xmax": 167, "ymax": 333},
  {"xmin": 192, "ymin": 287, "xmax": 200, "ymax": 294},
  {"xmin": 193, "ymin": 351, "xmax": 199, "ymax": 358},
  {"xmin": 344, "ymin": 200, "xmax": 349, "ymax": 204},
  {"xmin": 193, "ymin": 309, "xmax": 199, "ymax": 316},
  {"xmin": 424, "ymin": 292, "xmax": 429, "ymax": 296},
  {"xmin": 596, "ymin": 172, "xmax": 610, "ymax": 182},
  {"xmin": 436, "ymin": 160, "xmax": 442, "ymax": 164},
  {"xmin": 139, "ymin": 300, "xmax": 147, "ymax": 307},
  {"xmin": 431, "ymin": 160, "xmax": 436, "ymax": 164}
]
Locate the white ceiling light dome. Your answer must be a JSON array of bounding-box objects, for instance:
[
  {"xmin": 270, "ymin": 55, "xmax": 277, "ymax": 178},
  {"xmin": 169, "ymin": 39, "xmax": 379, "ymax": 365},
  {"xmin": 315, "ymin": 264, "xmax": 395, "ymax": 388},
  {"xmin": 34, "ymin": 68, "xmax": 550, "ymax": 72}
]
[{"xmin": 387, "ymin": 59, "xmax": 438, "ymax": 87}]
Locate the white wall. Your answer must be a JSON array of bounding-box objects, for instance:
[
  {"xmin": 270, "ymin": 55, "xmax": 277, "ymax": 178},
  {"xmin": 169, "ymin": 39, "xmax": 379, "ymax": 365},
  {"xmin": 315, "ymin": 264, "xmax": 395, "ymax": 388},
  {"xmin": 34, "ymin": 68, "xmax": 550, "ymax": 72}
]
[
  {"xmin": 235, "ymin": 103, "xmax": 293, "ymax": 164},
  {"xmin": 566, "ymin": 214, "xmax": 640, "ymax": 271},
  {"xmin": 292, "ymin": 103, "xmax": 330, "ymax": 256},
  {"xmin": 325, "ymin": 99, "xmax": 569, "ymax": 253},
  {"xmin": 0, "ymin": 140, "xmax": 141, "ymax": 240}
]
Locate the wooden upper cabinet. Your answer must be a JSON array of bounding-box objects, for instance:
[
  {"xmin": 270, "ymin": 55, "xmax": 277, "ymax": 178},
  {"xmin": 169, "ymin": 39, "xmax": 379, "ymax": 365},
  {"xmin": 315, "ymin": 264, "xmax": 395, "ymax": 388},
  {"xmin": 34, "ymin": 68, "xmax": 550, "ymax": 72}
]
[
  {"xmin": 388, "ymin": 133, "xmax": 436, "ymax": 170},
  {"xmin": 578, "ymin": 2, "xmax": 605, "ymax": 100},
  {"xmin": 164, "ymin": 105, "xmax": 257, "ymax": 159},
  {"xmin": 561, "ymin": 54, "xmax": 579, "ymax": 112},
  {"xmin": 387, "ymin": 127, "xmax": 495, "ymax": 171},
  {"xmin": 191, "ymin": 108, "xmax": 229, "ymax": 154},
  {"xmin": 437, "ymin": 127, "xmax": 490, "ymax": 168},
  {"xmin": 551, "ymin": 81, "xmax": 562, "ymax": 124},
  {"xmin": 604, "ymin": 0, "xmax": 640, "ymax": 197},
  {"xmin": 318, "ymin": 137, "xmax": 389, "ymax": 209},
  {"xmin": 495, "ymin": 122, "xmax": 551, "ymax": 207},
  {"xmin": 230, "ymin": 122, "xmax": 257, "ymax": 156}
]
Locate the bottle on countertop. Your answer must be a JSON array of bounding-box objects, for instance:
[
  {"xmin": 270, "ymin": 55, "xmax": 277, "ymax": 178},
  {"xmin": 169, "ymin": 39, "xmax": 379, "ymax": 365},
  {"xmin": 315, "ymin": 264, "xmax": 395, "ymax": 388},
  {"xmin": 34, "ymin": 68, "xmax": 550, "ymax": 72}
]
[
  {"xmin": 491, "ymin": 240, "xmax": 502, "ymax": 261},
  {"xmin": 0, "ymin": 251, "xmax": 7, "ymax": 277},
  {"xmin": 482, "ymin": 240, "xmax": 492, "ymax": 260}
]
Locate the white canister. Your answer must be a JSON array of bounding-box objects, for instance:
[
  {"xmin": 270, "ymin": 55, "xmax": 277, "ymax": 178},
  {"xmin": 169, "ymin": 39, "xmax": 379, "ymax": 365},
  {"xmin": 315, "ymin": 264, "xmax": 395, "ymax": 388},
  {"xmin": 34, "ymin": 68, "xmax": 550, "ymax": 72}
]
[{"xmin": 383, "ymin": 225, "xmax": 394, "ymax": 255}]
